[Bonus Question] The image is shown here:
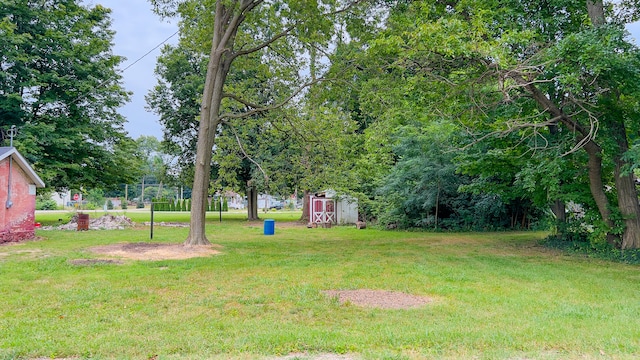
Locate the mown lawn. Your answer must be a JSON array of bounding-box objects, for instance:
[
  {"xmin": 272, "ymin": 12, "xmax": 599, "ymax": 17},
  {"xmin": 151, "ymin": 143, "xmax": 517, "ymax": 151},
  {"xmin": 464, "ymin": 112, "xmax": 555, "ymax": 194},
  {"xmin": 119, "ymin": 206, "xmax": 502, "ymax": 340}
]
[{"xmin": 1, "ymin": 212, "xmax": 639, "ymax": 359}]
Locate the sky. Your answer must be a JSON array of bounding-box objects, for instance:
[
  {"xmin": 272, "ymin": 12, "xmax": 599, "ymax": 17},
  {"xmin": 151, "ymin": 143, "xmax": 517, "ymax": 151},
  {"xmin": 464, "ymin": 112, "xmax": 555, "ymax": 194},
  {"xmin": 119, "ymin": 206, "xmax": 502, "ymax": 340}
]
[
  {"xmin": 90, "ymin": 1, "xmax": 640, "ymax": 141},
  {"xmin": 90, "ymin": 0, "xmax": 179, "ymax": 140}
]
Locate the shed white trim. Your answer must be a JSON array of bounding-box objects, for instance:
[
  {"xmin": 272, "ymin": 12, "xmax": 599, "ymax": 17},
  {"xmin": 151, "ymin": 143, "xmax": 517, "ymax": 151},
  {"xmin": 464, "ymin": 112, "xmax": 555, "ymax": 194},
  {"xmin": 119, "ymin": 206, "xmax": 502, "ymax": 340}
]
[{"xmin": 0, "ymin": 147, "xmax": 45, "ymax": 188}]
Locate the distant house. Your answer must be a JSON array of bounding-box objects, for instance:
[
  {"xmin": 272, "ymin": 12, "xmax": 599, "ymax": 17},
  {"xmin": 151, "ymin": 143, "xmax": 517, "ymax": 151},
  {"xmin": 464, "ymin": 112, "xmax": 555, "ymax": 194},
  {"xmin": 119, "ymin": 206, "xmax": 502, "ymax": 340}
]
[
  {"xmin": 225, "ymin": 191, "xmax": 245, "ymax": 209},
  {"xmin": 0, "ymin": 147, "xmax": 45, "ymax": 243},
  {"xmin": 258, "ymin": 194, "xmax": 280, "ymax": 210},
  {"xmin": 309, "ymin": 190, "xmax": 358, "ymax": 225}
]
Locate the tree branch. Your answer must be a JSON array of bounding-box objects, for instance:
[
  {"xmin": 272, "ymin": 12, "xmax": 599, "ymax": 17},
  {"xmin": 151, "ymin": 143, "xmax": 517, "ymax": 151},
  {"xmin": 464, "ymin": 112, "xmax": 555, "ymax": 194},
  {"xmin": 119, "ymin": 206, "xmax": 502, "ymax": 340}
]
[
  {"xmin": 222, "ymin": 92, "xmax": 262, "ymax": 109},
  {"xmin": 225, "ymin": 121, "xmax": 269, "ymax": 184},
  {"xmin": 231, "ymin": 24, "xmax": 297, "ymax": 60},
  {"xmin": 219, "ymin": 77, "xmax": 334, "ymax": 121},
  {"xmin": 230, "ymin": 0, "xmax": 367, "ymax": 60}
]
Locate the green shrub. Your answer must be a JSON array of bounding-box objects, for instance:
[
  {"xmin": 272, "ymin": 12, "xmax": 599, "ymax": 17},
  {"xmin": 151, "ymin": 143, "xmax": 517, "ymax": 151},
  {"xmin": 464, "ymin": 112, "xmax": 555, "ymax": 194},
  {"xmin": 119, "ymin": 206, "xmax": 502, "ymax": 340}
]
[
  {"xmin": 107, "ymin": 199, "xmax": 114, "ymax": 210},
  {"xmin": 120, "ymin": 197, "xmax": 127, "ymax": 210},
  {"xmin": 136, "ymin": 201, "xmax": 145, "ymax": 209},
  {"xmin": 36, "ymin": 198, "xmax": 58, "ymax": 210},
  {"xmin": 223, "ymin": 197, "xmax": 228, "ymax": 212}
]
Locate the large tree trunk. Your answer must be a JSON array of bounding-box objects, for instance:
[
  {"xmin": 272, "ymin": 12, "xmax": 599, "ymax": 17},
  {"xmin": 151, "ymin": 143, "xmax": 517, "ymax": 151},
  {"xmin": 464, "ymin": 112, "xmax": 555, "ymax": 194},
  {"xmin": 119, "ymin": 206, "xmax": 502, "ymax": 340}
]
[
  {"xmin": 513, "ymin": 75, "xmax": 618, "ymax": 242},
  {"xmin": 548, "ymin": 125, "xmax": 566, "ymax": 231},
  {"xmin": 300, "ymin": 190, "xmax": 310, "ymax": 222},
  {"xmin": 246, "ymin": 183, "xmax": 259, "ymax": 221},
  {"xmin": 583, "ymin": 142, "xmax": 614, "ymax": 225},
  {"xmin": 615, "ymin": 159, "xmax": 640, "ymax": 249},
  {"xmin": 550, "ymin": 200, "xmax": 566, "ymax": 223},
  {"xmin": 185, "ymin": 3, "xmax": 234, "ymax": 246},
  {"xmin": 611, "ymin": 120, "xmax": 640, "ymax": 249},
  {"xmin": 586, "ymin": 0, "xmax": 640, "ymax": 249}
]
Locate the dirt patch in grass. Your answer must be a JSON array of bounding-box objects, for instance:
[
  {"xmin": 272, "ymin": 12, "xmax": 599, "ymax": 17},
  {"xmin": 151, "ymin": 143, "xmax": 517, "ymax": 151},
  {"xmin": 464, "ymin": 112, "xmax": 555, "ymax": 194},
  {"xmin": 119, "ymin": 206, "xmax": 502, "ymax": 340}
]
[
  {"xmin": 89, "ymin": 242, "xmax": 221, "ymax": 261},
  {"xmin": 269, "ymin": 354, "xmax": 360, "ymax": 360},
  {"xmin": 69, "ymin": 258, "xmax": 124, "ymax": 266},
  {"xmin": 142, "ymin": 221, "xmax": 190, "ymax": 227},
  {"xmin": 0, "ymin": 248, "xmax": 42, "ymax": 257},
  {"xmin": 322, "ymin": 289, "xmax": 432, "ymax": 309}
]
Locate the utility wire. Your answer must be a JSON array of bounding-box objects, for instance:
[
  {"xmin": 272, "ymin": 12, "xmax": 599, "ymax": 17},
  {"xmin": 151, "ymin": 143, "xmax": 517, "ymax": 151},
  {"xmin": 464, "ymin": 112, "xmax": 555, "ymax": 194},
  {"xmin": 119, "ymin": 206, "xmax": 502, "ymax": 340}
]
[
  {"xmin": 120, "ymin": 29, "xmax": 180, "ymax": 73},
  {"xmin": 71, "ymin": 28, "xmax": 180, "ymax": 105}
]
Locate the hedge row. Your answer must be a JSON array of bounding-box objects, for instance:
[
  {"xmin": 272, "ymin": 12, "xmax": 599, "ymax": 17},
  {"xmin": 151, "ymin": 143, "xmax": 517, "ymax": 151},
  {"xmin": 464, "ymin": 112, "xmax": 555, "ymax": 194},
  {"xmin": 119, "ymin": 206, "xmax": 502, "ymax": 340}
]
[{"xmin": 152, "ymin": 198, "xmax": 229, "ymax": 212}]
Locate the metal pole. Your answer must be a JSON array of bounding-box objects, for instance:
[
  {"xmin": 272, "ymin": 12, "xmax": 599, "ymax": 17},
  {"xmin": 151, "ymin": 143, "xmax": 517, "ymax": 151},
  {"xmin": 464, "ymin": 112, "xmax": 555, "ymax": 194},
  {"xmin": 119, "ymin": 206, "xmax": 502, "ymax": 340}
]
[
  {"xmin": 150, "ymin": 202, "xmax": 154, "ymax": 239},
  {"xmin": 5, "ymin": 126, "xmax": 16, "ymax": 209}
]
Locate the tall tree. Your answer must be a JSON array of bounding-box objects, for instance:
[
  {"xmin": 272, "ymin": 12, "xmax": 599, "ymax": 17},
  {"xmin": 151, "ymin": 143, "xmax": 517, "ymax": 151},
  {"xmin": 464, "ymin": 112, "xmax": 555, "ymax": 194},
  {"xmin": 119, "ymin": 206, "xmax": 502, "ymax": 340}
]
[
  {"xmin": 354, "ymin": 0, "xmax": 640, "ymax": 248},
  {"xmin": 0, "ymin": 0, "xmax": 140, "ymax": 191},
  {"xmin": 151, "ymin": 0, "xmax": 369, "ymax": 245}
]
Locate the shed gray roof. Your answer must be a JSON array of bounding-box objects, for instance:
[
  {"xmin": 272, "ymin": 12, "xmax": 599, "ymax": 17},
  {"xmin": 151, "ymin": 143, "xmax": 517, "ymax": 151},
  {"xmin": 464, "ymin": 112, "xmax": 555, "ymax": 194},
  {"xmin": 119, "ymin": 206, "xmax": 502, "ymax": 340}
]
[{"xmin": 0, "ymin": 147, "xmax": 45, "ymax": 188}]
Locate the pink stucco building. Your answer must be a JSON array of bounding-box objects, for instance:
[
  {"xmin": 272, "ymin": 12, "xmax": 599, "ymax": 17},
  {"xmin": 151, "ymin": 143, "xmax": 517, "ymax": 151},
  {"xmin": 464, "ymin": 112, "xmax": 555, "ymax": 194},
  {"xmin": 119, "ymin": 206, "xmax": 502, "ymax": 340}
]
[{"xmin": 0, "ymin": 147, "xmax": 45, "ymax": 243}]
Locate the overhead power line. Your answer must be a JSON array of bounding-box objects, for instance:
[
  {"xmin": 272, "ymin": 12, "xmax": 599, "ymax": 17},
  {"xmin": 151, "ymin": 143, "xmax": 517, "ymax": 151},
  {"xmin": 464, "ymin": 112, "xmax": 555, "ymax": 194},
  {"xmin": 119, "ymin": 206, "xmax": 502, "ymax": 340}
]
[
  {"xmin": 120, "ymin": 29, "xmax": 180, "ymax": 73},
  {"xmin": 71, "ymin": 28, "xmax": 180, "ymax": 106}
]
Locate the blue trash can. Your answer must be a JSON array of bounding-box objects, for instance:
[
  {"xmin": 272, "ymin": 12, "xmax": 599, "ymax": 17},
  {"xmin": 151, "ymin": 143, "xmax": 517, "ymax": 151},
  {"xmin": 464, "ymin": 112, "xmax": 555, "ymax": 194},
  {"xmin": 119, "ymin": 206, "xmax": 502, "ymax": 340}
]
[{"xmin": 264, "ymin": 219, "xmax": 275, "ymax": 235}]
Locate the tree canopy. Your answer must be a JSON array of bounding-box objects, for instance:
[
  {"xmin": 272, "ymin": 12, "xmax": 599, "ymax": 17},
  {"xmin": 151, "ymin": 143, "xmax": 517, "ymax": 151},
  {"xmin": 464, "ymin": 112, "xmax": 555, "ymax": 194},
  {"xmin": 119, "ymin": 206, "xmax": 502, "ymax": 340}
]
[
  {"xmin": 144, "ymin": 0, "xmax": 640, "ymax": 249},
  {"xmin": 0, "ymin": 0, "xmax": 142, "ymax": 191}
]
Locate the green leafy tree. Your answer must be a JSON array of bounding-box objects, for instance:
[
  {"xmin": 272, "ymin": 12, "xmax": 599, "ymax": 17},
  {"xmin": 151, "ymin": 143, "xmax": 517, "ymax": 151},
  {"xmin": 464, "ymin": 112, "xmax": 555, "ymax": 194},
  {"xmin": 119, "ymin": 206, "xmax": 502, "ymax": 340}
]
[
  {"xmin": 348, "ymin": 0, "xmax": 640, "ymax": 248},
  {"xmin": 150, "ymin": 0, "xmax": 373, "ymax": 245},
  {"xmin": 85, "ymin": 188, "xmax": 105, "ymax": 209},
  {"xmin": 0, "ymin": 0, "xmax": 142, "ymax": 191}
]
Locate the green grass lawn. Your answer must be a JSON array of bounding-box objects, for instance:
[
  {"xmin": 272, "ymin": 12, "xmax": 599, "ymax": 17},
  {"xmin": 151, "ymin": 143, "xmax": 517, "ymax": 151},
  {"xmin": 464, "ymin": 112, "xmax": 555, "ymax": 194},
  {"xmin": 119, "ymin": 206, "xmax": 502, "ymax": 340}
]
[
  {"xmin": 34, "ymin": 209, "xmax": 302, "ymax": 226},
  {"xmin": 1, "ymin": 213, "xmax": 639, "ymax": 359}
]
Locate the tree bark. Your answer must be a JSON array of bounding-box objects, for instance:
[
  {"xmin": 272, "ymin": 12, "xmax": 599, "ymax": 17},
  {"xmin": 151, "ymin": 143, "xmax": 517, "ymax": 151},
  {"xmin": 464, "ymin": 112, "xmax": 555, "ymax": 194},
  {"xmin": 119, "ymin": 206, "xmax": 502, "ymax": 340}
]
[
  {"xmin": 548, "ymin": 125, "xmax": 566, "ymax": 228},
  {"xmin": 185, "ymin": 2, "xmax": 234, "ymax": 246},
  {"xmin": 300, "ymin": 190, "xmax": 310, "ymax": 222},
  {"xmin": 583, "ymin": 141, "xmax": 616, "ymax": 232},
  {"xmin": 611, "ymin": 120, "xmax": 640, "ymax": 249},
  {"xmin": 587, "ymin": 0, "xmax": 605, "ymax": 26},
  {"xmin": 550, "ymin": 199, "xmax": 566, "ymax": 222},
  {"xmin": 512, "ymin": 75, "xmax": 617, "ymax": 241},
  {"xmin": 586, "ymin": 0, "xmax": 640, "ymax": 248},
  {"xmin": 614, "ymin": 158, "xmax": 640, "ymax": 249},
  {"xmin": 246, "ymin": 183, "xmax": 259, "ymax": 221}
]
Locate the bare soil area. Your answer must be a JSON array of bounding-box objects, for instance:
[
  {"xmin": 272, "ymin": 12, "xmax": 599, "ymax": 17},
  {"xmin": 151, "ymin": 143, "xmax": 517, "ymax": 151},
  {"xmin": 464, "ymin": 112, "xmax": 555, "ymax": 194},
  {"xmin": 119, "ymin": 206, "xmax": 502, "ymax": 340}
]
[
  {"xmin": 68, "ymin": 258, "xmax": 124, "ymax": 266},
  {"xmin": 142, "ymin": 221, "xmax": 190, "ymax": 227},
  {"xmin": 269, "ymin": 353, "xmax": 360, "ymax": 360},
  {"xmin": 322, "ymin": 289, "xmax": 433, "ymax": 309},
  {"xmin": 89, "ymin": 242, "xmax": 221, "ymax": 261}
]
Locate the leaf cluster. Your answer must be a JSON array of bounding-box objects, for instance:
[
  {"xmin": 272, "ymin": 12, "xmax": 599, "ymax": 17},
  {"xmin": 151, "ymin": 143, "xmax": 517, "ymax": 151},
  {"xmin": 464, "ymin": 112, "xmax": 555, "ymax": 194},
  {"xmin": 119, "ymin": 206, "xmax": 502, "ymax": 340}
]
[{"xmin": 0, "ymin": 0, "xmax": 142, "ymax": 191}]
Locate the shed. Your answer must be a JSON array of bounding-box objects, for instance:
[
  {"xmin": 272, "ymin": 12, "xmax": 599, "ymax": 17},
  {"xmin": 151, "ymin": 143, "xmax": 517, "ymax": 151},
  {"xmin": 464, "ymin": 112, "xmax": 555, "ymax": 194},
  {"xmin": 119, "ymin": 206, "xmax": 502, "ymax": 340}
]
[
  {"xmin": 0, "ymin": 147, "xmax": 45, "ymax": 243},
  {"xmin": 309, "ymin": 190, "xmax": 358, "ymax": 225}
]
